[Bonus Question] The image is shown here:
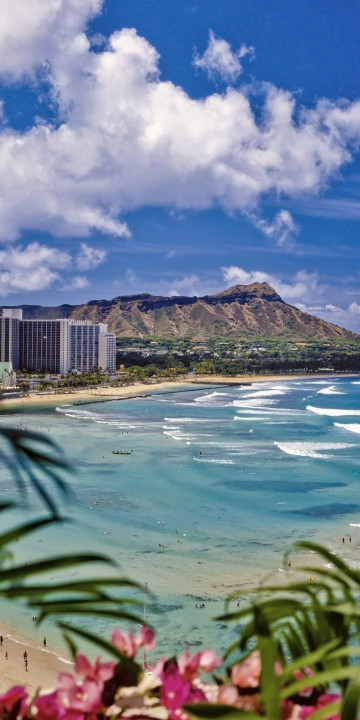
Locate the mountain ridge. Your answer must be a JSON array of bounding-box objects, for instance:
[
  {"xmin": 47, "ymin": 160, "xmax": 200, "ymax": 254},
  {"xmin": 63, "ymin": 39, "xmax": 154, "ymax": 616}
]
[{"xmin": 1, "ymin": 283, "xmax": 357, "ymax": 342}]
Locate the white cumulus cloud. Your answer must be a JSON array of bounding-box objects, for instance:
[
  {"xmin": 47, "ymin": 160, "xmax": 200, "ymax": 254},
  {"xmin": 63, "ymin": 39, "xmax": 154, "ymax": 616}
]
[
  {"xmin": 61, "ymin": 275, "xmax": 89, "ymax": 291},
  {"xmin": 0, "ymin": 3, "xmax": 359, "ymax": 243},
  {"xmin": 221, "ymin": 265, "xmax": 360, "ymax": 332},
  {"xmin": 221, "ymin": 266, "xmax": 327, "ymax": 305},
  {"xmin": 167, "ymin": 274, "xmax": 202, "ymax": 297},
  {"xmin": 0, "ymin": 0, "xmax": 103, "ymax": 80},
  {"xmin": 296, "ymin": 302, "xmax": 360, "ymax": 333},
  {"xmin": 0, "ymin": 242, "xmax": 70, "ymax": 294},
  {"xmin": 250, "ymin": 210, "xmax": 299, "ymax": 247},
  {"xmin": 76, "ymin": 243, "xmax": 107, "ymax": 271},
  {"xmin": 193, "ymin": 30, "xmax": 254, "ymax": 83}
]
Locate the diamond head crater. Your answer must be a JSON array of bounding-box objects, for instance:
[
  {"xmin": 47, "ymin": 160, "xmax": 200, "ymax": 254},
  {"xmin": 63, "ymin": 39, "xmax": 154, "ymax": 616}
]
[{"xmin": 2, "ymin": 283, "xmax": 360, "ymax": 376}]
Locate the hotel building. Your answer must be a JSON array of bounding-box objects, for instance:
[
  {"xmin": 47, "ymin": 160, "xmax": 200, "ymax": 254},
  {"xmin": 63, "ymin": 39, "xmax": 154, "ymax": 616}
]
[{"xmin": 0, "ymin": 309, "xmax": 116, "ymax": 374}]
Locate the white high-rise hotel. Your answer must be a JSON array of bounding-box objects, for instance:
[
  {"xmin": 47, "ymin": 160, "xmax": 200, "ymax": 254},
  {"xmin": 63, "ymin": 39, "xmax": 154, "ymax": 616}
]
[{"xmin": 0, "ymin": 309, "xmax": 116, "ymax": 373}]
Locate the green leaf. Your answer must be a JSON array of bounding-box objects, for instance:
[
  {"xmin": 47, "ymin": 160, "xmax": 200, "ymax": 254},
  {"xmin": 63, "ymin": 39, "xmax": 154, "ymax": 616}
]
[
  {"xmin": 341, "ymin": 679, "xmax": 360, "ymax": 720},
  {"xmin": 58, "ymin": 621, "xmax": 143, "ymax": 677},
  {"xmin": 0, "ymin": 516, "xmax": 62, "ymax": 549},
  {"xmin": 280, "ymin": 667, "xmax": 360, "ymax": 700},
  {"xmin": 259, "ymin": 636, "xmax": 280, "ymax": 720},
  {"xmin": 0, "ymin": 427, "xmax": 71, "ymax": 514},
  {"xmin": 4, "ymin": 579, "xmax": 142, "ymax": 598},
  {"xmin": 295, "ymin": 541, "xmax": 360, "ymax": 585},
  {"xmin": 184, "ymin": 704, "xmax": 267, "ymax": 720},
  {"xmin": 305, "ymin": 700, "xmax": 341, "ymax": 720},
  {"xmin": 0, "ymin": 552, "xmax": 116, "ymax": 582}
]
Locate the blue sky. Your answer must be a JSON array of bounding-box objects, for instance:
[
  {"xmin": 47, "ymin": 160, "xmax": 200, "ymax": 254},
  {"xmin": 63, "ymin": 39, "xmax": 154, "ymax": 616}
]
[{"xmin": 1, "ymin": 0, "xmax": 360, "ymax": 332}]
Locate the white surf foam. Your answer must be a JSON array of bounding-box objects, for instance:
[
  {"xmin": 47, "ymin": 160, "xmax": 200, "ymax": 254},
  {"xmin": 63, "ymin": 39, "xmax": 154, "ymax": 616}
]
[
  {"xmin": 240, "ymin": 389, "xmax": 287, "ymax": 398},
  {"xmin": 246, "ymin": 382, "xmax": 292, "ymax": 390},
  {"xmin": 236, "ymin": 407, "xmax": 307, "ymax": 417},
  {"xmin": 56, "ymin": 407, "xmax": 100, "ymax": 418},
  {"xmin": 317, "ymin": 386, "xmax": 345, "ymax": 395},
  {"xmin": 232, "ymin": 398, "xmax": 277, "ymax": 408},
  {"xmin": 307, "ymin": 405, "xmax": 360, "ymax": 416},
  {"xmin": 234, "ymin": 416, "xmax": 270, "ymax": 421},
  {"xmin": 194, "ymin": 391, "xmax": 231, "ymax": 403},
  {"xmin": 334, "ymin": 423, "xmax": 360, "ymax": 435},
  {"xmin": 274, "ymin": 440, "xmax": 355, "ymax": 459},
  {"xmin": 163, "ymin": 430, "xmax": 198, "ymax": 441},
  {"xmin": 194, "ymin": 458, "xmax": 235, "ymax": 465},
  {"xmin": 164, "ymin": 417, "xmax": 225, "ymax": 423}
]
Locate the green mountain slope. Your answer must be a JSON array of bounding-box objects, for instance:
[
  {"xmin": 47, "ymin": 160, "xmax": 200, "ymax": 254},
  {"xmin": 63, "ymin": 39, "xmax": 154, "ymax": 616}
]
[{"xmin": 2, "ymin": 283, "xmax": 358, "ymax": 342}]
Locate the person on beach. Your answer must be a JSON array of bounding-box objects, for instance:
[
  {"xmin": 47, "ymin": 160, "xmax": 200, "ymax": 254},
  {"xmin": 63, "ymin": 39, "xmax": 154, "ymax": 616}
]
[
  {"xmin": 43, "ymin": 636, "xmax": 47, "ymax": 646},
  {"xmin": 5, "ymin": 651, "xmax": 8, "ymax": 660},
  {"xmin": 23, "ymin": 651, "xmax": 28, "ymax": 660},
  {"xmin": 0, "ymin": 635, "xmax": 3, "ymax": 645},
  {"xmin": 24, "ymin": 658, "xmax": 28, "ymax": 671}
]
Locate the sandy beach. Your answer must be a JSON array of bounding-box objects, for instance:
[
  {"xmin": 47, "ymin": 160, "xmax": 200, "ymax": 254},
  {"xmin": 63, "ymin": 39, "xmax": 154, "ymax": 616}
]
[
  {"xmin": 0, "ymin": 547, "xmax": 344, "ymax": 696},
  {"xmin": 0, "ymin": 623, "xmax": 74, "ymax": 695},
  {"xmin": 0, "ymin": 371, "xmax": 358, "ymax": 693},
  {"xmin": 1, "ymin": 372, "xmax": 356, "ymax": 412}
]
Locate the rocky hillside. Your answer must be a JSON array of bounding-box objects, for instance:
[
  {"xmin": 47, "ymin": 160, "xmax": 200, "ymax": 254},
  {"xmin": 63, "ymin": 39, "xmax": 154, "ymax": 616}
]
[{"xmin": 3, "ymin": 283, "xmax": 358, "ymax": 341}]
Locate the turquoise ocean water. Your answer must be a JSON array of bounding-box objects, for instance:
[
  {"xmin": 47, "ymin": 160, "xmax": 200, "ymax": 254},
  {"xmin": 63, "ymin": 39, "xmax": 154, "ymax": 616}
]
[{"xmin": 1, "ymin": 377, "xmax": 360, "ymax": 662}]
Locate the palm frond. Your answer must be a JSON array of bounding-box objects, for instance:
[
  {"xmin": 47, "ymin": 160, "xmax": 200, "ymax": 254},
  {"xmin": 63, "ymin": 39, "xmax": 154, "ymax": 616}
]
[
  {"xmin": 218, "ymin": 539, "xmax": 360, "ymax": 714},
  {"xmin": 0, "ymin": 427, "xmax": 71, "ymax": 514}
]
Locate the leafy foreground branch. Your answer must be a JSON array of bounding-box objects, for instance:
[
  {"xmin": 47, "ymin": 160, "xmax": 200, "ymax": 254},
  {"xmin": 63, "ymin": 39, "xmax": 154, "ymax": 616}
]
[
  {"xmin": 2, "ymin": 541, "xmax": 360, "ymax": 720},
  {"xmin": 1, "ymin": 426, "xmax": 360, "ymax": 720},
  {"xmin": 0, "ymin": 427, "xmax": 144, "ymax": 642}
]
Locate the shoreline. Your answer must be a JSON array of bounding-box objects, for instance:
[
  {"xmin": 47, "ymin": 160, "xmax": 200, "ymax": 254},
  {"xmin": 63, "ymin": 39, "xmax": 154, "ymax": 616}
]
[
  {"xmin": 0, "ymin": 540, "xmax": 354, "ymax": 695},
  {"xmin": 1, "ymin": 372, "xmax": 359, "ymax": 412},
  {"xmin": 0, "ymin": 622, "xmax": 74, "ymax": 694},
  {"xmin": 0, "ymin": 371, "xmax": 359, "ymax": 692}
]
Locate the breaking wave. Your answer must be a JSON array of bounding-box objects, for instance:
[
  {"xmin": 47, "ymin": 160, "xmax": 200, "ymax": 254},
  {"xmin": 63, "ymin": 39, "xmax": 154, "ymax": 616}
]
[
  {"xmin": 274, "ymin": 441, "xmax": 355, "ymax": 459},
  {"xmin": 317, "ymin": 385, "xmax": 345, "ymax": 395},
  {"xmin": 307, "ymin": 405, "xmax": 360, "ymax": 417},
  {"xmin": 334, "ymin": 423, "xmax": 360, "ymax": 435}
]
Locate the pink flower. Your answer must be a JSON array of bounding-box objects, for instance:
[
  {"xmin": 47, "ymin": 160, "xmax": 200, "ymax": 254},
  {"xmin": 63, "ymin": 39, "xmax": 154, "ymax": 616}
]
[
  {"xmin": 136, "ymin": 626, "xmax": 156, "ymax": 652},
  {"xmin": 281, "ymin": 699, "xmax": 303, "ymax": 720},
  {"xmin": 32, "ymin": 691, "xmax": 67, "ymax": 720},
  {"xmin": 159, "ymin": 661, "xmax": 207, "ymax": 720},
  {"xmin": 217, "ymin": 683, "xmax": 260, "ymax": 712},
  {"xmin": 0, "ymin": 686, "xmax": 28, "ymax": 718},
  {"xmin": 111, "ymin": 628, "xmax": 137, "ymax": 658},
  {"xmin": 33, "ymin": 654, "xmax": 119, "ymax": 720},
  {"xmin": 231, "ymin": 650, "xmax": 261, "ymax": 689},
  {"xmin": 178, "ymin": 648, "xmax": 222, "ymax": 682},
  {"xmin": 111, "ymin": 626, "xmax": 155, "ymax": 659},
  {"xmin": 217, "ymin": 685, "xmax": 239, "ymax": 706},
  {"xmin": 55, "ymin": 672, "xmax": 104, "ymax": 715},
  {"xmin": 75, "ymin": 654, "xmax": 115, "ymax": 682},
  {"xmin": 299, "ymin": 693, "xmax": 340, "ymax": 720}
]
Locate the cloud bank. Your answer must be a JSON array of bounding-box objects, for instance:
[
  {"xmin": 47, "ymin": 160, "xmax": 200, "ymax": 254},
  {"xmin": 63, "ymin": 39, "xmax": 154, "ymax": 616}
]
[
  {"xmin": 0, "ymin": 241, "xmax": 106, "ymax": 295},
  {"xmin": 0, "ymin": 1, "xmax": 359, "ymax": 245},
  {"xmin": 221, "ymin": 265, "xmax": 359, "ymax": 332}
]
